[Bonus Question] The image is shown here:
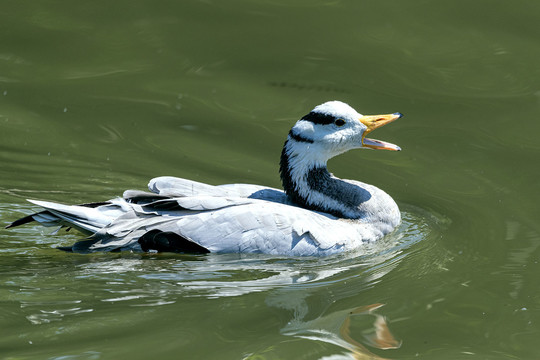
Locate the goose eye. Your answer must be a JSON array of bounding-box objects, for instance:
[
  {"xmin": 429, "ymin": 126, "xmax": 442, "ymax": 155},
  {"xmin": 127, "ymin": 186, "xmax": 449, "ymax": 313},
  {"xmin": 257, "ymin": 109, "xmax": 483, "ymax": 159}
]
[{"xmin": 334, "ymin": 118, "xmax": 346, "ymax": 127}]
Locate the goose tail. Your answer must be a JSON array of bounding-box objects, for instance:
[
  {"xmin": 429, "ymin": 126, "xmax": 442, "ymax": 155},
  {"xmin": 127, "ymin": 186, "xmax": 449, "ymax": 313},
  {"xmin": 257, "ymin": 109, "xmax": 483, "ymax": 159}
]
[{"xmin": 5, "ymin": 199, "xmax": 124, "ymax": 236}]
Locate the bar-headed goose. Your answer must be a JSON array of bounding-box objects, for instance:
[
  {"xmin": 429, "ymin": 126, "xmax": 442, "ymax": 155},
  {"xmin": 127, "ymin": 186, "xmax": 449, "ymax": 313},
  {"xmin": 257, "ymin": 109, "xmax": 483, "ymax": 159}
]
[{"xmin": 6, "ymin": 101, "xmax": 403, "ymax": 256}]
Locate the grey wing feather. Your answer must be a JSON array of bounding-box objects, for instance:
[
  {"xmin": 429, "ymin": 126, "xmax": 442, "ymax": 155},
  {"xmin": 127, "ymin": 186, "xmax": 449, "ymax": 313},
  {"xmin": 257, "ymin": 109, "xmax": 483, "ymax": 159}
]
[
  {"xmin": 149, "ymin": 176, "xmax": 226, "ymax": 197},
  {"xmin": 84, "ymin": 196, "xmax": 359, "ymax": 255},
  {"xmin": 26, "ymin": 199, "xmax": 116, "ymax": 234},
  {"xmin": 148, "ymin": 176, "xmax": 285, "ymax": 199},
  {"xmin": 170, "ymin": 201, "xmax": 359, "ymax": 255}
]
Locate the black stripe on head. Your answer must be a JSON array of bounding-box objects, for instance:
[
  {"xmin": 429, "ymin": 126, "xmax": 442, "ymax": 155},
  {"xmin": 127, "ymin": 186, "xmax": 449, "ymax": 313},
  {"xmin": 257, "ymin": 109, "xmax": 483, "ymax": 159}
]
[
  {"xmin": 288, "ymin": 130, "xmax": 314, "ymax": 143},
  {"xmin": 301, "ymin": 111, "xmax": 335, "ymax": 125}
]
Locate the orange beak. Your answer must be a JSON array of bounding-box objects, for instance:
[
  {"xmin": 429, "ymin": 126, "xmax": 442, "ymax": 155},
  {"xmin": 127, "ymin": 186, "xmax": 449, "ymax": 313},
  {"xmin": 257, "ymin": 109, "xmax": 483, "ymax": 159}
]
[{"xmin": 359, "ymin": 113, "xmax": 402, "ymax": 151}]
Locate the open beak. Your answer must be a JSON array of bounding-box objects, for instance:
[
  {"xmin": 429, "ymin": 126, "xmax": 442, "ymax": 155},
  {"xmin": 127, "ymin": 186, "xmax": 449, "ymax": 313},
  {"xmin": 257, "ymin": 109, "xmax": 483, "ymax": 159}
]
[{"xmin": 359, "ymin": 112, "xmax": 402, "ymax": 151}]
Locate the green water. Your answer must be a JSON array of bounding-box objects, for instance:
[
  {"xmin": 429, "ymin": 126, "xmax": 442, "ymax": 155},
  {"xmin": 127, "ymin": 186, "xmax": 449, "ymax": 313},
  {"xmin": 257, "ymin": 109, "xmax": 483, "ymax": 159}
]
[{"xmin": 2, "ymin": 0, "xmax": 540, "ymax": 359}]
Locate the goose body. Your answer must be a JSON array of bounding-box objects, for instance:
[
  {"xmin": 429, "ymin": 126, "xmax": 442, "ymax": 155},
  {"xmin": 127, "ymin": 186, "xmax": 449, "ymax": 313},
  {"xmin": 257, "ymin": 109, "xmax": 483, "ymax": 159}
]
[{"xmin": 6, "ymin": 101, "xmax": 402, "ymax": 256}]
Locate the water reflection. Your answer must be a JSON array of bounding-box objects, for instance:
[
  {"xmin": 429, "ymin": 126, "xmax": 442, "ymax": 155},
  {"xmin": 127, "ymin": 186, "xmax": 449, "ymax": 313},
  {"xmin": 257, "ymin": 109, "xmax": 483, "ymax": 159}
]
[{"xmin": 279, "ymin": 303, "xmax": 401, "ymax": 359}]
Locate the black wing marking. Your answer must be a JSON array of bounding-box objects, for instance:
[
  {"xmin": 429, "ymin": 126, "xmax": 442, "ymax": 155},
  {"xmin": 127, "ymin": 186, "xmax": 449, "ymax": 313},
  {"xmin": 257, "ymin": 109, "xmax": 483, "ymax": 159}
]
[{"xmin": 138, "ymin": 229, "xmax": 209, "ymax": 254}]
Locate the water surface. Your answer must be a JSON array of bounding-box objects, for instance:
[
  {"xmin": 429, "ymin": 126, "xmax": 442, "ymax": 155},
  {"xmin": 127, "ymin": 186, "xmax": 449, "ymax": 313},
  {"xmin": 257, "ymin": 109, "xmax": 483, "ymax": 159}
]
[{"xmin": 1, "ymin": 1, "xmax": 540, "ymax": 359}]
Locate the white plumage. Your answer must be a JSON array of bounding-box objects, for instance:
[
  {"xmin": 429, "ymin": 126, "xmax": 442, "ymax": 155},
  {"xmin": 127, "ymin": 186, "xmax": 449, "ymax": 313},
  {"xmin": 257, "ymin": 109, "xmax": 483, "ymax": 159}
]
[{"xmin": 6, "ymin": 101, "xmax": 403, "ymax": 256}]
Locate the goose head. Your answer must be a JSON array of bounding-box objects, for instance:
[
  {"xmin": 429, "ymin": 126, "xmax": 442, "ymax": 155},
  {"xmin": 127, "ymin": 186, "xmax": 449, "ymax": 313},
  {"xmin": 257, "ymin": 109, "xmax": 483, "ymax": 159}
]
[{"xmin": 288, "ymin": 100, "xmax": 402, "ymax": 163}]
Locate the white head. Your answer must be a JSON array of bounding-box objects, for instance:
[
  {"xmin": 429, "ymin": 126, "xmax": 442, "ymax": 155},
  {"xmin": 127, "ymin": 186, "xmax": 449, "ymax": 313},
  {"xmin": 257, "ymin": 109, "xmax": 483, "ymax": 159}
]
[{"xmin": 288, "ymin": 100, "xmax": 402, "ymax": 162}]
